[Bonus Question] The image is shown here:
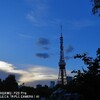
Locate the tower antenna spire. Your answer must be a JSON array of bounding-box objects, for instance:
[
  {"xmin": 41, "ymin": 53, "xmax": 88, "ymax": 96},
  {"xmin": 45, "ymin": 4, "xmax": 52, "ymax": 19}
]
[
  {"xmin": 61, "ymin": 25, "xmax": 62, "ymax": 32},
  {"xmin": 60, "ymin": 25, "xmax": 62, "ymax": 36}
]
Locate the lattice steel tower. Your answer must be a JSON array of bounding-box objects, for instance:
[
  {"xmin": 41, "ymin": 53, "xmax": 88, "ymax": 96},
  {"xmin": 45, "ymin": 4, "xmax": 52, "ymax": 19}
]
[{"xmin": 57, "ymin": 26, "xmax": 67, "ymax": 86}]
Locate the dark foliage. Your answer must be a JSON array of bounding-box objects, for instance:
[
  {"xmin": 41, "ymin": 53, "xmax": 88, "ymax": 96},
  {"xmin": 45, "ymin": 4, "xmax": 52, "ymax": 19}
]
[
  {"xmin": 0, "ymin": 75, "xmax": 18, "ymax": 91},
  {"xmin": 71, "ymin": 48, "xmax": 100, "ymax": 100},
  {"xmin": 91, "ymin": 0, "xmax": 100, "ymax": 16},
  {"xmin": 0, "ymin": 75, "xmax": 53, "ymax": 99}
]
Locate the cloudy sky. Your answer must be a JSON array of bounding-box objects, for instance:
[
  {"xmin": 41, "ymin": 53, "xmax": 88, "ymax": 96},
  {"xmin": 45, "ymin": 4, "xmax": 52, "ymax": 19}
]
[{"xmin": 0, "ymin": 0, "xmax": 100, "ymax": 86}]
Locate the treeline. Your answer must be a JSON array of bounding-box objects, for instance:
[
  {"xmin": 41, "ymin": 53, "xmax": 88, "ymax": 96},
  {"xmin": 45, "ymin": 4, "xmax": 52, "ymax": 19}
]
[{"xmin": 0, "ymin": 75, "xmax": 53, "ymax": 99}]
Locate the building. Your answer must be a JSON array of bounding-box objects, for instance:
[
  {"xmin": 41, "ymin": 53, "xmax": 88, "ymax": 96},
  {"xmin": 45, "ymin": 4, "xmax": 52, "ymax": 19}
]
[{"xmin": 50, "ymin": 81, "xmax": 55, "ymax": 88}]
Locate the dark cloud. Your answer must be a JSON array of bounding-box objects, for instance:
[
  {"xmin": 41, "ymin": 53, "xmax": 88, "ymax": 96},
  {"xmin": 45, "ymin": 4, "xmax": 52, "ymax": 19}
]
[
  {"xmin": 43, "ymin": 47, "xmax": 49, "ymax": 50},
  {"xmin": 65, "ymin": 56, "xmax": 74, "ymax": 60},
  {"xmin": 36, "ymin": 53, "xmax": 50, "ymax": 59},
  {"xmin": 65, "ymin": 45, "xmax": 74, "ymax": 60},
  {"xmin": 65, "ymin": 45, "xmax": 74, "ymax": 53},
  {"xmin": 37, "ymin": 37, "xmax": 50, "ymax": 45}
]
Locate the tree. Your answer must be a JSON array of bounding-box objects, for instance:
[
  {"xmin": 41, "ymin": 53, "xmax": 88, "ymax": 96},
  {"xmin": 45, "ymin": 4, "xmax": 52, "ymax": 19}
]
[
  {"xmin": 36, "ymin": 85, "xmax": 52, "ymax": 99},
  {"xmin": 91, "ymin": 0, "xmax": 100, "ymax": 16},
  {"xmin": 73, "ymin": 48, "xmax": 100, "ymax": 100},
  {"xmin": 0, "ymin": 79, "xmax": 3, "ymax": 91},
  {"xmin": 74, "ymin": 48, "xmax": 100, "ymax": 75},
  {"xmin": 3, "ymin": 75, "xmax": 18, "ymax": 91}
]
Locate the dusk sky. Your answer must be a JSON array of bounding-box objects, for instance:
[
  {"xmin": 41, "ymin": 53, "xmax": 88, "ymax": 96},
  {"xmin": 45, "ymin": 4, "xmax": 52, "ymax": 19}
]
[{"xmin": 0, "ymin": 0, "xmax": 100, "ymax": 86}]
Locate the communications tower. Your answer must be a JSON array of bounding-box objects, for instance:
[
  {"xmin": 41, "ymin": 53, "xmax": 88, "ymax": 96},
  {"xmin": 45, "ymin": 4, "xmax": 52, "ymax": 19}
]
[{"xmin": 57, "ymin": 26, "xmax": 67, "ymax": 86}]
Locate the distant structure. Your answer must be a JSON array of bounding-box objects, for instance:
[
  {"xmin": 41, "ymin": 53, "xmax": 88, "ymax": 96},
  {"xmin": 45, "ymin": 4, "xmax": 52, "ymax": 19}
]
[
  {"xmin": 36, "ymin": 84, "xmax": 42, "ymax": 88},
  {"xmin": 67, "ymin": 76, "xmax": 73, "ymax": 83},
  {"xmin": 57, "ymin": 26, "xmax": 67, "ymax": 86},
  {"xmin": 50, "ymin": 81, "xmax": 55, "ymax": 88}
]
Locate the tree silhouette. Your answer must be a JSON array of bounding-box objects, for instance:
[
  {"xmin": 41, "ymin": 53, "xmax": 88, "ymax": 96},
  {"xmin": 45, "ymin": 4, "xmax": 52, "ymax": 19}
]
[
  {"xmin": 3, "ymin": 74, "xmax": 18, "ymax": 91},
  {"xmin": 0, "ymin": 74, "xmax": 53, "ymax": 99},
  {"xmin": 36, "ymin": 85, "xmax": 52, "ymax": 99},
  {"xmin": 91, "ymin": 0, "xmax": 100, "ymax": 16},
  {"xmin": 73, "ymin": 48, "xmax": 100, "ymax": 100},
  {"xmin": 0, "ymin": 78, "xmax": 3, "ymax": 91}
]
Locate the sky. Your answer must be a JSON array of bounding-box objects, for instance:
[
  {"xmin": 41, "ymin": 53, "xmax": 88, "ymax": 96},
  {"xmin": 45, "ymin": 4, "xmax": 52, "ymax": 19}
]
[{"xmin": 0, "ymin": 0, "xmax": 100, "ymax": 87}]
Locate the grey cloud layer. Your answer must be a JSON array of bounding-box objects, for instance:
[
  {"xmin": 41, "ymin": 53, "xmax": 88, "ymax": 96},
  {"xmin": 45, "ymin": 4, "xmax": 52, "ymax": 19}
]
[
  {"xmin": 0, "ymin": 61, "xmax": 72, "ymax": 86},
  {"xmin": 0, "ymin": 61, "xmax": 57, "ymax": 85}
]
